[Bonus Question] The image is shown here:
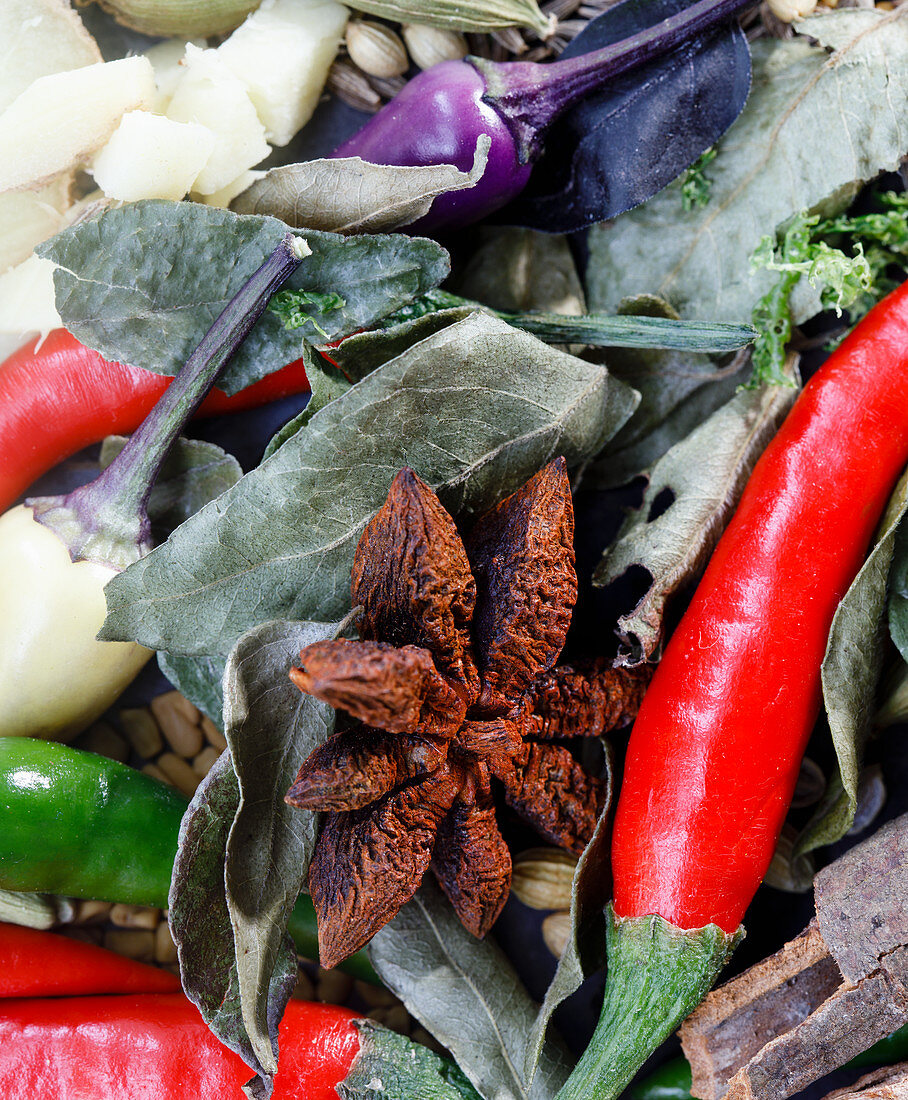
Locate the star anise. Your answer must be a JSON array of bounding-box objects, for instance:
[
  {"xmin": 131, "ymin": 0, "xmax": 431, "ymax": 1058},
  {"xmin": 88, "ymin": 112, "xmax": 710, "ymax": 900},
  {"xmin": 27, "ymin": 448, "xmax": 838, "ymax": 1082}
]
[{"xmin": 285, "ymin": 457, "xmax": 650, "ymax": 968}]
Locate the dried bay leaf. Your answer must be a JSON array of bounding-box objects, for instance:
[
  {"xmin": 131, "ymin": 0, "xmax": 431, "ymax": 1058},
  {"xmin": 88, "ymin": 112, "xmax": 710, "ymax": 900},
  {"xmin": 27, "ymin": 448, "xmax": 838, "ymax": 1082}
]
[
  {"xmin": 367, "ymin": 878, "xmax": 572, "ymax": 1100},
  {"xmin": 797, "ymin": 469, "xmax": 908, "ymax": 855},
  {"xmin": 233, "ymin": 136, "xmax": 490, "ymax": 234},
  {"xmin": 101, "ymin": 312, "xmax": 639, "ymax": 657},
  {"xmin": 586, "ymin": 10, "xmax": 908, "ymax": 325},
  {"xmin": 524, "ymin": 752, "xmax": 613, "ymax": 1084},
  {"xmin": 583, "ymin": 296, "xmax": 751, "ymax": 490},
  {"xmin": 594, "ymin": 363, "xmax": 798, "ymax": 664},
  {"xmin": 158, "ymin": 651, "xmax": 226, "ymax": 728},
  {"xmin": 224, "ymin": 620, "xmax": 337, "ymax": 1086},
  {"xmin": 169, "ymin": 752, "xmax": 298, "ymax": 1091},
  {"xmin": 38, "ymin": 199, "xmax": 449, "ymax": 394},
  {"xmin": 169, "ymin": 619, "xmax": 339, "ymax": 1096},
  {"xmin": 455, "ymin": 227, "xmax": 585, "ymax": 317}
]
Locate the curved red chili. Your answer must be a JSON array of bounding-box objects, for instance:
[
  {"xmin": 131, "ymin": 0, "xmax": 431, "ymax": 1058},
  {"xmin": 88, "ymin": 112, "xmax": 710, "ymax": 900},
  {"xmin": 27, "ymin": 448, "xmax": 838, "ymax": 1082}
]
[
  {"xmin": 0, "ymin": 330, "xmax": 311, "ymax": 512},
  {"xmin": 0, "ymin": 993, "xmax": 361, "ymax": 1100},
  {"xmin": 0, "ymin": 921, "xmax": 180, "ymax": 998},
  {"xmin": 557, "ymin": 278, "xmax": 908, "ymax": 1100},
  {"xmin": 612, "ymin": 280, "xmax": 908, "ymax": 932}
]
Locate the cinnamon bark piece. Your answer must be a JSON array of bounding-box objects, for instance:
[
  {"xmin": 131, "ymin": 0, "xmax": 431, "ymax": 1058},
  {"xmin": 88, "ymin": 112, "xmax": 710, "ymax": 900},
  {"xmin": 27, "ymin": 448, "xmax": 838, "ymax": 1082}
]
[
  {"xmin": 680, "ymin": 812, "xmax": 908, "ymax": 1100},
  {"xmin": 823, "ymin": 1063, "xmax": 908, "ymax": 1100}
]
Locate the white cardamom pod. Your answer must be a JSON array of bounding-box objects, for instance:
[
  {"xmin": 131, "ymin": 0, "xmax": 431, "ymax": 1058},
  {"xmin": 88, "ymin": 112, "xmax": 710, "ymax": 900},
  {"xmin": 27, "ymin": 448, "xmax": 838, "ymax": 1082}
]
[
  {"xmin": 401, "ymin": 23, "xmax": 468, "ymax": 69},
  {"xmin": 510, "ymin": 847, "xmax": 578, "ymax": 910},
  {"xmin": 345, "ymin": 20, "xmax": 409, "ymax": 79},
  {"xmin": 82, "ymin": 0, "xmax": 262, "ymax": 37},
  {"xmin": 345, "ymin": 1, "xmax": 553, "ymax": 37}
]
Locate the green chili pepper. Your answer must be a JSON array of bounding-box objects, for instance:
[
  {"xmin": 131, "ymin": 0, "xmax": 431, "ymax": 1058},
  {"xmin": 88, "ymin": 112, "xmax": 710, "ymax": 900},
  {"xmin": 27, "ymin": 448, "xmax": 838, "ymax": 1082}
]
[
  {"xmin": 630, "ymin": 1024, "xmax": 908, "ymax": 1100},
  {"xmin": 0, "ymin": 738, "xmax": 376, "ymax": 982}
]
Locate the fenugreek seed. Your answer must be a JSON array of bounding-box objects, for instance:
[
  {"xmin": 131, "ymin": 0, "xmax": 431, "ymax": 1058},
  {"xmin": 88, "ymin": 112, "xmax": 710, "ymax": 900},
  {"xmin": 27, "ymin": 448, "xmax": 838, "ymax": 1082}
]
[
  {"xmin": 73, "ymin": 899, "xmax": 113, "ymax": 925},
  {"xmin": 345, "ymin": 20, "xmax": 409, "ymax": 79},
  {"xmin": 141, "ymin": 762, "xmax": 172, "ymax": 786},
  {"xmin": 200, "ymin": 714, "xmax": 227, "ymax": 751},
  {"xmin": 510, "ymin": 847, "xmax": 578, "ymax": 910},
  {"xmin": 292, "ymin": 969, "xmax": 316, "ymax": 1001},
  {"xmin": 109, "ymin": 903, "xmax": 161, "ymax": 930},
  {"xmin": 355, "ymin": 979, "xmax": 399, "ymax": 1007},
  {"xmin": 316, "ymin": 967, "xmax": 354, "ymax": 1004},
  {"xmin": 119, "ymin": 707, "xmax": 164, "ymax": 757},
  {"xmin": 541, "ymin": 910, "xmax": 572, "ymax": 958},
  {"xmin": 63, "ymin": 927, "xmax": 104, "ymax": 946},
  {"xmin": 765, "ymin": 0, "xmax": 817, "ymax": 20},
  {"xmin": 154, "ymin": 921, "xmax": 179, "ymax": 965},
  {"xmin": 151, "ymin": 692, "xmax": 204, "ymax": 757},
  {"xmin": 401, "ymin": 23, "xmax": 467, "ymax": 69},
  {"xmin": 104, "ymin": 928, "xmax": 156, "ymax": 962},
  {"xmin": 192, "ymin": 745, "xmax": 222, "ymax": 778},
  {"xmin": 156, "ymin": 753, "xmax": 201, "ymax": 798},
  {"xmin": 77, "ymin": 721, "xmax": 130, "ymax": 763}
]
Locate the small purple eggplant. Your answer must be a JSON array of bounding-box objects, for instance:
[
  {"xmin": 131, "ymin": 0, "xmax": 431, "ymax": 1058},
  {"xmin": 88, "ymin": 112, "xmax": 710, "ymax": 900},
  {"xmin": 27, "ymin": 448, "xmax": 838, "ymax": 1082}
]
[{"xmin": 332, "ymin": 0, "xmax": 752, "ymax": 232}]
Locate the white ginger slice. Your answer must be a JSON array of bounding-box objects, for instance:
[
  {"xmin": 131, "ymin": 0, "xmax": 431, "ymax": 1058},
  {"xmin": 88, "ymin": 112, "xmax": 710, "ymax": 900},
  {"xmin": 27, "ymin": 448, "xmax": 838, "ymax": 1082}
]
[
  {"xmin": 0, "ymin": 176, "xmax": 73, "ymax": 275},
  {"xmin": 0, "ymin": 56, "xmax": 156, "ymax": 194},
  {"xmin": 166, "ymin": 45, "xmax": 270, "ymax": 196},
  {"xmin": 0, "ymin": 255, "xmax": 61, "ymax": 339},
  {"xmin": 143, "ymin": 38, "xmax": 205, "ymax": 113},
  {"xmin": 193, "ymin": 169, "xmax": 266, "ymax": 209},
  {"xmin": 92, "ymin": 111, "xmax": 215, "ymax": 202},
  {"xmin": 217, "ymin": 0, "xmax": 349, "ymax": 147},
  {"xmin": 0, "ymin": 0, "xmax": 101, "ymax": 114}
]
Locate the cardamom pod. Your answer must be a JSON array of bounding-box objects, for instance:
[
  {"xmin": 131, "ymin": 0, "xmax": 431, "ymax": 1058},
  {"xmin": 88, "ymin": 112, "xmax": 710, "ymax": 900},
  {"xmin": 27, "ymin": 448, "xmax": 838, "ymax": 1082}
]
[
  {"xmin": 85, "ymin": 0, "xmax": 262, "ymax": 37},
  {"xmin": 346, "ymin": 0, "xmax": 555, "ymax": 37},
  {"xmin": 401, "ymin": 23, "xmax": 468, "ymax": 69},
  {"xmin": 345, "ymin": 20, "xmax": 410, "ymax": 78},
  {"xmin": 764, "ymin": 825, "xmax": 815, "ymax": 893},
  {"xmin": 541, "ymin": 910, "xmax": 572, "ymax": 959},
  {"xmin": 510, "ymin": 847, "xmax": 578, "ymax": 910}
]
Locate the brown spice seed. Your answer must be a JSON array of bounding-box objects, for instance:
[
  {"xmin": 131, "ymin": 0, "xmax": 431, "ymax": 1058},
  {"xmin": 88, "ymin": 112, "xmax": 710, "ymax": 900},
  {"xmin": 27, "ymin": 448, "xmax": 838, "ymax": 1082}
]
[
  {"xmin": 154, "ymin": 921, "xmax": 179, "ymax": 965},
  {"xmin": 119, "ymin": 707, "xmax": 164, "ymax": 757},
  {"xmin": 77, "ymin": 721, "xmax": 130, "ymax": 762},
  {"xmin": 151, "ymin": 692, "xmax": 204, "ymax": 758},
  {"xmin": 156, "ymin": 753, "xmax": 201, "ymax": 799},
  {"xmin": 109, "ymin": 903, "xmax": 161, "ymax": 930},
  {"xmin": 104, "ymin": 928, "xmax": 155, "ymax": 962},
  {"xmin": 201, "ymin": 714, "xmax": 227, "ymax": 751}
]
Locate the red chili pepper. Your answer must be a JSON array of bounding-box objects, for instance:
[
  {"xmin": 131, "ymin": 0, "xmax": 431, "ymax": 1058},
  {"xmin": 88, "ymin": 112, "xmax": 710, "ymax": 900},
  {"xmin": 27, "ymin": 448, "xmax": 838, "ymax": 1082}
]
[
  {"xmin": 557, "ymin": 280, "xmax": 908, "ymax": 1100},
  {"xmin": 0, "ymin": 921, "xmax": 181, "ymax": 998},
  {"xmin": 0, "ymin": 330, "xmax": 311, "ymax": 513},
  {"xmin": 0, "ymin": 993, "xmax": 361, "ymax": 1100}
]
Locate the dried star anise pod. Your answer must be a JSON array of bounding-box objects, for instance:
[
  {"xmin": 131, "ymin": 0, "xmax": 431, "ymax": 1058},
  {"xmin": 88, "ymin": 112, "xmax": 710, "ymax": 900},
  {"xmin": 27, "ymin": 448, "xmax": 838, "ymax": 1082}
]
[{"xmin": 285, "ymin": 457, "xmax": 650, "ymax": 968}]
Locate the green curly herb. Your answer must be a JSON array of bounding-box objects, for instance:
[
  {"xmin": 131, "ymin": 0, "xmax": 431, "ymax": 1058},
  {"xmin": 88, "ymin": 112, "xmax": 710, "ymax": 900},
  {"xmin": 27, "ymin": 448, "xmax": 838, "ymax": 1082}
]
[
  {"xmin": 749, "ymin": 192, "xmax": 908, "ymax": 386},
  {"xmin": 270, "ymin": 289, "xmax": 347, "ymax": 338},
  {"xmin": 679, "ymin": 148, "xmax": 717, "ymax": 211}
]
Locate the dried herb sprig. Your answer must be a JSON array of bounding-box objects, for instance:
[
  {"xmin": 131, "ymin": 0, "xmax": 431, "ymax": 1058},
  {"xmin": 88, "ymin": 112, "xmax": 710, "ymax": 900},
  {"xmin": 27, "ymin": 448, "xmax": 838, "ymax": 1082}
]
[{"xmin": 285, "ymin": 458, "xmax": 650, "ymax": 967}]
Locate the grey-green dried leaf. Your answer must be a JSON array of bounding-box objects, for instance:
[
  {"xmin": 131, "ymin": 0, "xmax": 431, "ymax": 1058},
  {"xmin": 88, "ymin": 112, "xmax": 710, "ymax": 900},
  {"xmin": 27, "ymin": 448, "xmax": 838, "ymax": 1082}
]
[
  {"xmin": 100, "ymin": 435, "xmax": 242, "ymax": 537},
  {"xmin": 328, "ymin": 307, "xmax": 473, "ymax": 379},
  {"xmin": 339, "ymin": 1021, "xmax": 484, "ymax": 1100},
  {"xmin": 582, "ymin": 296, "xmax": 751, "ymax": 490},
  {"xmin": 594, "ymin": 360, "xmax": 798, "ymax": 665},
  {"xmin": 888, "ymin": 506, "xmax": 908, "ymax": 666},
  {"xmin": 223, "ymin": 619, "xmax": 338, "ymax": 1082},
  {"xmin": 262, "ymin": 354, "xmax": 352, "ymax": 462},
  {"xmin": 101, "ymin": 312, "xmax": 638, "ymax": 657},
  {"xmin": 233, "ymin": 136, "xmax": 490, "ymax": 234},
  {"xmin": 345, "ymin": 0, "xmax": 552, "ymax": 35},
  {"xmin": 455, "ymin": 227, "xmax": 585, "ymax": 317},
  {"xmin": 38, "ymin": 200, "xmax": 449, "ymax": 394},
  {"xmin": 367, "ymin": 878, "xmax": 571, "ymax": 1100},
  {"xmin": 168, "ymin": 752, "xmax": 298, "ymax": 1086},
  {"xmin": 524, "ymin": 750, "xmax": 613, "ymax": 1084},
  {"xmin": 158, "ymin": 651, "xmax": 227, "ymax": 728},
  {"xmin": 586, "ymin": 11, "xmax": 908, "ymax": 326},
  {"xmin": 796, "ymin": 468, "xmax": 908, "ymax": 856}
]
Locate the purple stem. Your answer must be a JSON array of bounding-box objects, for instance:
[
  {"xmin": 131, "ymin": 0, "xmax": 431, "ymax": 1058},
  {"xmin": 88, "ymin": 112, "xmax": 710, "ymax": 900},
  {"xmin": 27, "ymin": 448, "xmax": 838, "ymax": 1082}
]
[
  {"xmin": 29, "ymin": 233, "xmax": 308, "ymax": 570},
  {"xmin": 476, "ymin": 0, "xmax": 755, "ymax": 162}
]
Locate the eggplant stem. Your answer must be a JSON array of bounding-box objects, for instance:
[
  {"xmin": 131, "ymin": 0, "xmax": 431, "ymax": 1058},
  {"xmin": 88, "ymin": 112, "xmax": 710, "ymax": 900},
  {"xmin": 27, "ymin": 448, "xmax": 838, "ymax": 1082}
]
[
  {"xmin": 477, "ymin": 0, "xmax": 754, "ymax": 162},
  {"xmin": 29, "ymin": 233, "xmax": 308, "ymax": 570}
]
